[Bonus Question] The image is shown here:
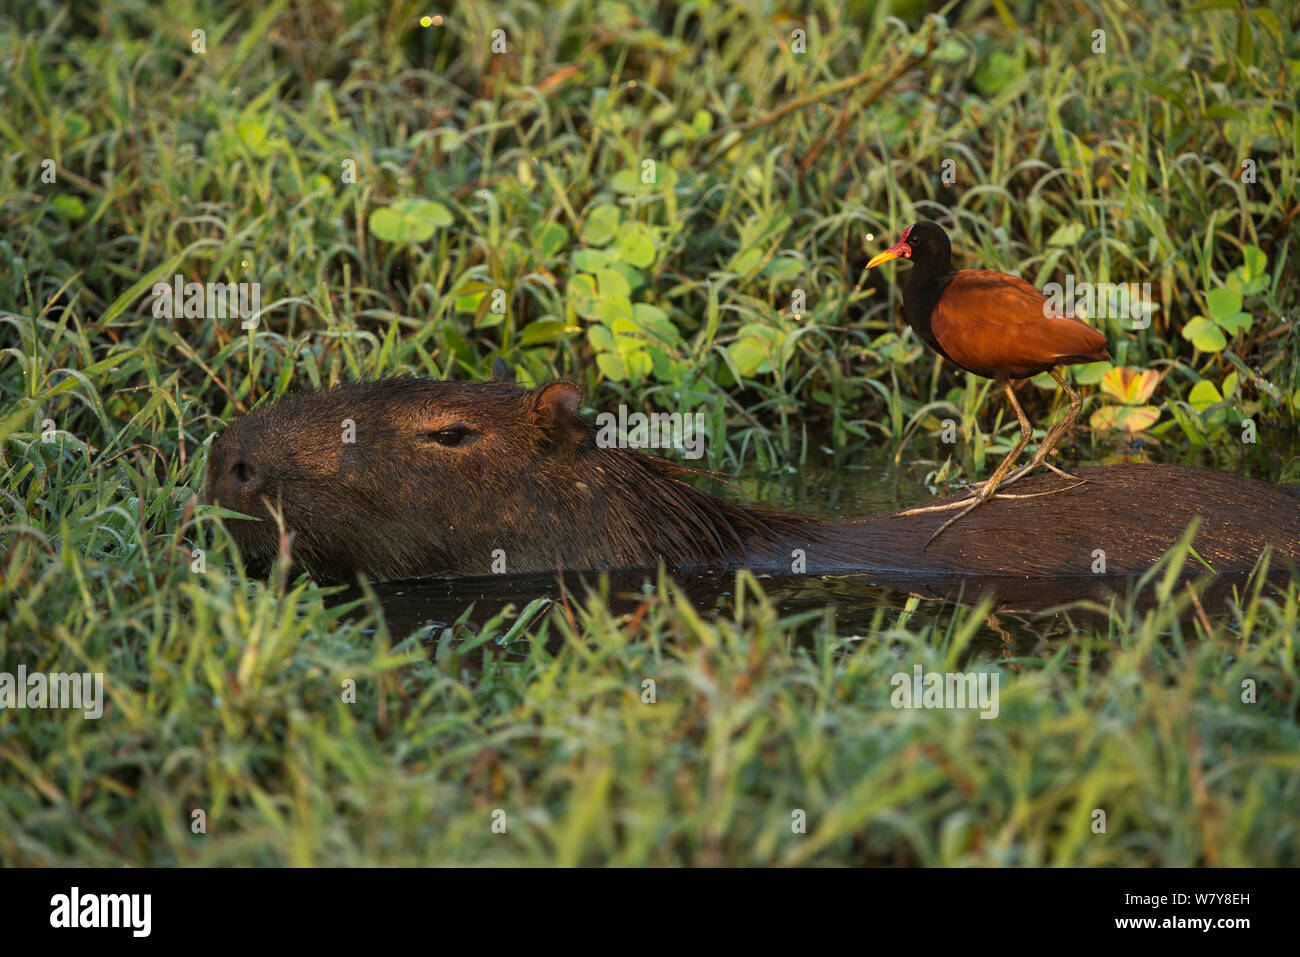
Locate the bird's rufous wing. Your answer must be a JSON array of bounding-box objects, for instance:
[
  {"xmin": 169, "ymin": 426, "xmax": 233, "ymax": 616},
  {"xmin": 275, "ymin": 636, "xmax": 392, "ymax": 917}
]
[{"xmin": 931, "ymin": 270, "xmax": 1110, "ymax": 378}]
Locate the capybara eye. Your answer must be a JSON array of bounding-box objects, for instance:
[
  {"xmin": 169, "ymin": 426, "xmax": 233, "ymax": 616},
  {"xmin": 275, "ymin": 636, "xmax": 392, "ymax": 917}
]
[{"xmin": 425, "ymin": 426, "xmax": 470, "ymax": 447}]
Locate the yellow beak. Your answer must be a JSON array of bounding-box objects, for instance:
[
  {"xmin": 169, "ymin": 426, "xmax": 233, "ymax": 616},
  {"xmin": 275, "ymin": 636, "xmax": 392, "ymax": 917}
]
[{"xmin": 866, "ymin": 237, "xmax": 912, "ymax": 270}]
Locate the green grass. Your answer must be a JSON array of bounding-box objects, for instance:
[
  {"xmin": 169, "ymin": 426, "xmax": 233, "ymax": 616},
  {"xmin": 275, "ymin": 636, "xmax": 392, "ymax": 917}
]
[
  {"xmin": 2, "ymin": 0, "xmax": 1299, "ymax": 865},
  {"xmin": 3, "ymin": 556, "xmax": 1299, "ymax": 866}
]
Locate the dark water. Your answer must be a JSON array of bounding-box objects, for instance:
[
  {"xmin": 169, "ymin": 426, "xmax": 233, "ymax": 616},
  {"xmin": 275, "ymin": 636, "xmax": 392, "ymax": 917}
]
[{"xmin": 332, "ymin": 437, "xmax": 1300, "ymax": 654}]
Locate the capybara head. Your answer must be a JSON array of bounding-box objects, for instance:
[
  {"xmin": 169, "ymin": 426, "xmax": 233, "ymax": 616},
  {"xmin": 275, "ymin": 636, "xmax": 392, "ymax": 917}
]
[{"xmin": 204, "ymin": 375, "xmax": 595, "ymax": 583}]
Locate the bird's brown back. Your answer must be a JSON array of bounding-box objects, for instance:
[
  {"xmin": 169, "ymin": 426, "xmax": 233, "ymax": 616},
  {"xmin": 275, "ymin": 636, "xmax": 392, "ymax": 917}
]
[{"xmin": 932, "ymin": 270, "xmax": 1110, "ymax": 378}]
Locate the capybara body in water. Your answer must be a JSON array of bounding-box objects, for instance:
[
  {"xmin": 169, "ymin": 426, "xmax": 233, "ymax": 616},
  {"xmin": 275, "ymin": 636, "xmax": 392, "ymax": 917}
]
[{"xmin": 205, "ymin": 375, "xmax": 1300, "ymax": 584}]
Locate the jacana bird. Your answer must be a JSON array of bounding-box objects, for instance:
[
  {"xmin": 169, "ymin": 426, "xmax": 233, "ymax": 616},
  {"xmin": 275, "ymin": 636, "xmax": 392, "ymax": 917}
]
[{"xmin": 864, "ymin": 222, "xmax": 1110, "ymax": 544}]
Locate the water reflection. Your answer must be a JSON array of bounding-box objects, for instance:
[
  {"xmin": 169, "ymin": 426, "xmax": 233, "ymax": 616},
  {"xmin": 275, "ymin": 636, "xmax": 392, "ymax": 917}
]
[{"xmin": 330, "ymin": 563, "xmax": 1272, "ymax": 656}]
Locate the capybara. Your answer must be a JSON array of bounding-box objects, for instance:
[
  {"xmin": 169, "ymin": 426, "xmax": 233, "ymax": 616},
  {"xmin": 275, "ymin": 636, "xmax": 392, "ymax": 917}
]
[{"xmin": 205, "ymin": 373, "xmax": 1300, "ymax": 584}]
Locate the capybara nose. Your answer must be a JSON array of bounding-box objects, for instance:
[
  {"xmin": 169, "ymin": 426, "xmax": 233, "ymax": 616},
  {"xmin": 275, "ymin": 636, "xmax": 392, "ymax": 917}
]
[
  {"xmin": 208, "ymin": 444, "xmax": 265, "ymax": 505},
  {"xmin": 227, "ymin": 458, "xmax": 262, "ymax": 495}
]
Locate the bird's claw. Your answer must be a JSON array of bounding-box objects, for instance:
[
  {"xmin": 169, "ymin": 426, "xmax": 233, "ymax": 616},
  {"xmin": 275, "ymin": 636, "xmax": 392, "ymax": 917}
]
[{"xmin": 918, "ymin": 479, "xmax": 1089, "ymax": 547}]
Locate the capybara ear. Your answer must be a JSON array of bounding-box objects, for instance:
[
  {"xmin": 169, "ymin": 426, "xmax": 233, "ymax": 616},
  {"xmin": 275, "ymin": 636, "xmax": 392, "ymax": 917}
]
[
  {"xmin": 528, "ymin": 380, "xmax": 587, "ymax": 451},
  {"xmin": 491, "ymin": 358, "xmax": 515, "ymax": 383}
]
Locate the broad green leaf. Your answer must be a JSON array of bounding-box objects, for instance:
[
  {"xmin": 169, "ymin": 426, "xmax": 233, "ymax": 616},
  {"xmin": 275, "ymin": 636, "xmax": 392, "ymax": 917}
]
[
  {"xmin": 972, "ymin": 49, "xmax": 1020, "ymax": 98},
  {"xmin": 649, "ymin": 348, "xmax": 686, "ymax": 382},
  {"xmin": 369, "ymin": 199, "xmax": 452, "ymax": 244},
  {"xmin": 531, "ymin": 221, "xmax": 568, "ymax": 259},
  {"xmin": 454, "ymin": 291, "xmax": 484, "ymax": 313},
  {"xmin": 1046, "ymin": 222, "xmax": 1085, "ymax": 247},
  {"xmin": 660, "ymin": 126, "xmax": 685, "ymax": 148},
  {"xmin": 1216, "ymin": 311, "xmax": 1252, "ymax": 336},
  {"xmin": 582, "ymin": 204, "xmax": 620, "ymax": 246},
  {"xmin": 1222, "ymin": 371, "xmax": 1238, "ymax": 400},
  {"xmin": 762, "ymin": 257, "xmax": 803, "ymax": 281},
  {"xmin": 611, "ymin": 168, "xmax": 641, "ymax": 194},
  {"xmin": 609, "ymin": 316, "xmax": 647, "ymax": 350},
  {"xmin": 520, "ymin": 319, "xmax": 571, "ymax": 345},
  {"xmin": 595, "ymin": 350, "xmax": 628, "ymax": 381},
  {"xmin": 572, "ymin": 248, "xmax": 609, "ymax": 272},
  {"xmin": 50, "ymin": 195, "xmax": 86, "ymax": 219},
  {"xmin": 632, "ymin": 303, "xmax": 680, "ymax": 346},
  {"xmin": 1181, "ymin": 316, "xmax": 1226, "ymax": 352},
  {"xmin": 632, "ymin": 303, "xmax": 671, "ymax": 328},
  {"xmin": 1188, "ymin": 379, "xmax": 1222, "ymax": 412},
  {"xmin": 1240, "ymin": 275, "xmax": 1268, "ymax": 296},
  {"xmin": 597, "ymin": 297, "xmax": 636, "ymax": 327},
  {"xmin": 728, "ymin": 246, "xmax": 763, "ymax": 275},
  {"xmin": 1206, "ymin": 287, "xmax": 1242, "ymax": 321},
  {"xmin": 595, "ymin": 268, "xmax": 631, "ymax": 300},
  {"xmin": 568, "ymin": 273, "xmax": 598, "ymax": 318},
  {"xmin": 624, "ymin": 350, "xmax": 652, "ymax": 379},
  {"xmin": 586, "ymin": 323, "xmax": 616, "ymax": 353},
  {"xmin": 474, "ymin": 315, "xmax": 504, "ymax": 330},
  {"xmin": 63, "ymin": 113, "xmax": 90, "ymax": 138},
  {"xmin": 616, "ymin": 225, "xmax": 656, "ymax": 268},
  {"xmin": 609, "ymin": 261, "xmax": 644, "ymax": 291},
  {"xmin": 728, "ymin": 337, "xmax": 768, "ymax": 377},
  {"xmin": 1071, "ymin": 361, "xmax": 1111, "ymax": 386},
  {"xmin": 1241, "ymin": 245, "xmax": 1266, "ymax": 280}
]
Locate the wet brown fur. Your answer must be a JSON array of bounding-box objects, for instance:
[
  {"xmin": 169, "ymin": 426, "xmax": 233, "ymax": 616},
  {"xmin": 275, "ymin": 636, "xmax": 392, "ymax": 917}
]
[{"xmin": 205, "ymin": 378, "xmax": 1300, "ymax": 584}]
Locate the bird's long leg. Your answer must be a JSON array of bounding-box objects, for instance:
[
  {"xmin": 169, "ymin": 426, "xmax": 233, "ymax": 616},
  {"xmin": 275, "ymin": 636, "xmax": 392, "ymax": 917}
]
[
  {"xmin": 915, "ymin": 378, "xmax": 1036, "ymax": 545},
  {"xmin": 992, "ymin": 367, "xmax": 1085, "ymax": 492},
  {"xmin": 972, "ymin": 457, "xmax": 1074, "ymax": 491},
  {"xmin": 963, "ymin": 368, "xmax": 1083, "ymax": 495},
  {"xmin": 895, "ymin": 480, "xmax": 1087, "ymax": 516},
  {"xmin": 901, "ymin": 377, "xmax": 1030, "ymax": 517},
  {"xmin": 899, "ymin": 376, "xmax": 1027, "ymax": 510}
]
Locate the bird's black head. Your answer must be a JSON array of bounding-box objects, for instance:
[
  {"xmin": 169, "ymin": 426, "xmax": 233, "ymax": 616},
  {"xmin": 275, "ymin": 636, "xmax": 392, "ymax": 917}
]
[{"xmin": 865, "ymin": 221, "xmax": 952, "ymax": 274}]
